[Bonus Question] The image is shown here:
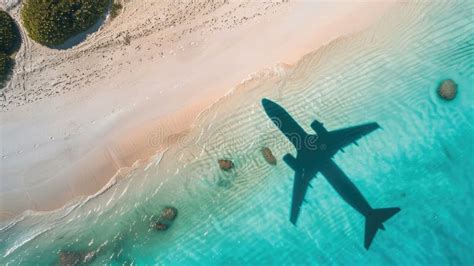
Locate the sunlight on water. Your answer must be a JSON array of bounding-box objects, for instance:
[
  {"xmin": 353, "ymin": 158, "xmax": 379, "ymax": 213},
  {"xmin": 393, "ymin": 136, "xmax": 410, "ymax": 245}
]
[{"xmin": 0, "ymin": 1, "xmax": 473, "ymax": 264}]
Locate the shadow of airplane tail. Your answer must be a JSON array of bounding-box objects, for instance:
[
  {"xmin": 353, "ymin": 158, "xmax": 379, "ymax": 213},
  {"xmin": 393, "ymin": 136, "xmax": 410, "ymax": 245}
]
[{"xmin": 364, "ymin": 207, "xmax": 401, "ymax": 250}]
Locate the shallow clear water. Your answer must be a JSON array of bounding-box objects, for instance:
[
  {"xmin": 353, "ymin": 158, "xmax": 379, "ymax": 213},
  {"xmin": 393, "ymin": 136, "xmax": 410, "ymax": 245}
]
[{"xmin": 1, "ymin": 1, "xmax": 473, "ymax": 265}]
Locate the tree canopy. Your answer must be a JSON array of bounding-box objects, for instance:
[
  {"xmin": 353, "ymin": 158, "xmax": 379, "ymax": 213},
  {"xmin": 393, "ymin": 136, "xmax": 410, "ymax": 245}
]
[
  {"xmin": 0, "ymin": 10, "xmax": 16, "ymax": 53},
  {"xmin": 0, "ymin": 10, "xmax": 18, "ymax": 86},
  {"xmin": 0, "ymin": 52, "xmax": 10, "ymax": 78},
  {"xmin": 21, "ymin": 0, "xmax": 109, "ymax": 46}
]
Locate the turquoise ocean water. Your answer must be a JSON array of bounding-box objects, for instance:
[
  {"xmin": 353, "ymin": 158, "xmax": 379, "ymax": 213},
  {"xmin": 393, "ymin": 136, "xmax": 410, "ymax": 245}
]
[{"xmin": 1, "ymin": 1, "xmax": 473, "ymax": 265}]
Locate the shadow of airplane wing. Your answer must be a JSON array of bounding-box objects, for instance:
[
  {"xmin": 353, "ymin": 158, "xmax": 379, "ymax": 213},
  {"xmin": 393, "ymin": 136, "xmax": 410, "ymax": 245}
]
[
  {"xmin": 327, "ymin": 122, "xmax": 380, "ymax": 151},
  {"xmin": 290, "ymin": 169, "xmax": 312, "ymax": 225}
]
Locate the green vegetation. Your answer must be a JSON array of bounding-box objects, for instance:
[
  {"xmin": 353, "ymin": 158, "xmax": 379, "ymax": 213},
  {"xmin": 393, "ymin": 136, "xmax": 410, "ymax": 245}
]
[
  {"xmin": 0, "ymin": 10, "xmax": 19, "ymax": 87},
  {"xmin": 0, "ymin": 10, "xmax": 16, "ymax": 53},
  {"xmin": 110, "ymin": 2, "xmax": 122, "ymax": 19},
  {"xmin": 0, "ymin": 52, "xmax": 10, "ymax": 78},
  {"xmin": 21, "ymin": 0, "xmax": 109, "ymax": 46}
]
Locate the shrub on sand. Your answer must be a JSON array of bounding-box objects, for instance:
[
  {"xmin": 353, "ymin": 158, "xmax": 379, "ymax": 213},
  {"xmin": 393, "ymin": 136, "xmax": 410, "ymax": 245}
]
[
  {"xmin": 0, "ymin": 10, "xmax": 18, "ymax": 86},
  {"xmin": 110, "ymin": 2, "xmax": 122, "ymax": 19},
  {"xmin": 0, "ymin": 52, "xmax": 11, "ymax": 79},
  {"xmin": 21, "ymin": 0, "xmax": 109, "ymax": 46},
  {"xmin": 0, "ymin": 10, "xmax": 17, "ymax": 53}
]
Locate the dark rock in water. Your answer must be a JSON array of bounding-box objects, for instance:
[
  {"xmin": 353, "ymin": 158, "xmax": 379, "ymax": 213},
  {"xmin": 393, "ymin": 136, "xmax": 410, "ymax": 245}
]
[
  {"xmin": 161, "ymin": 206, "xmax": 178, "ymax": 220},
  {"xmin": 218, "ymin": 159, "xmax": 234, "ymax": 171},
  {"xmin": 151, "ymin": 206, "xmax": 178, "ymax": 231},
  {"xmin": 152, "ymin": 222, "xmax": 169, "ymax": 231},
  {"xmin": 438, "ymin": 79, "xmax": 457, "ymax": 100},
  {"xmin": 261, "ymin": 147, "xmax": 277, "ymax": 165},
  {"xmin": 59, "ymin": 250, "xmax": 95, "ymax": 266}
]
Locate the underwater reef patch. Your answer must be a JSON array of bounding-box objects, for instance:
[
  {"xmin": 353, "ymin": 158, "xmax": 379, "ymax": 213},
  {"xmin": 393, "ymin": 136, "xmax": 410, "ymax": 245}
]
[
  {"xmin": 261, "ymin": 147, "xmax": 277, "ymax": 165},
  {"xmin": 151, "ymin": 206, "xmax": 178, "ymax": 231},
  {"xmin": 218, "ymin": 159, "xmax": 234, "ymax": 171},
  {"xmin": 437, "ymin": 79, "xmax": 458, "ymax": 100}
]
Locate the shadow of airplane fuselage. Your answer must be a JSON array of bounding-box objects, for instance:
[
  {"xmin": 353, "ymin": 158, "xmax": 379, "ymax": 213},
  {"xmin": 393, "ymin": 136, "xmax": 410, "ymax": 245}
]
[{"xmin": 261, "ymin": 98, "xmax": 400, "ymax": 250}]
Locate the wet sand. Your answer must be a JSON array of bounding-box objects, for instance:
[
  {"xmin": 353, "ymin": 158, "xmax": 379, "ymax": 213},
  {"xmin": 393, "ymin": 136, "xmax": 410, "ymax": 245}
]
[
  {"xmin": 0, "ymin": 1, "xmax": 472, "ymax": 263},
  {"xmin": 0, "ymin": 1, "xmax": 394, "ymax": 219}
]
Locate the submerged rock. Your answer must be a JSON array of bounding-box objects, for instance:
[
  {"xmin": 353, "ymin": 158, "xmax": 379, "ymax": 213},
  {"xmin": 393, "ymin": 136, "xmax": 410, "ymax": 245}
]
[
  {"xmin": 151, "ymin": 206, "xmax": 178, "ymax": 231},
  {"xmin": 261, "ymin": 147, "xmax": 277, "ymax": 165},
  {"xmin": 161, "ymin": 206, "xmax": 178, "ymax": 220},
  {"xmin": 152, "ymin": 222, "xmax": 169, "ymax": 231},
  {"xmin": 438, "ymin": 79, "xmax": 457, "ymax": 100},
  {"xmin": 58, "ymin": 250, "xmax": 95, "ymax": 266},
  {"xmin": 218, "ymin": 159, "xmax": 234, "ymax": 171}
]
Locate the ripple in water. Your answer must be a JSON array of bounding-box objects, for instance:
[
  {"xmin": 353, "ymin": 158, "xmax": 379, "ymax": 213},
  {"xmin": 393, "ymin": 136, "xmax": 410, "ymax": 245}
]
[{"xmin": 1, "ymin": 1, "xmax": 473, "ymax": 264}]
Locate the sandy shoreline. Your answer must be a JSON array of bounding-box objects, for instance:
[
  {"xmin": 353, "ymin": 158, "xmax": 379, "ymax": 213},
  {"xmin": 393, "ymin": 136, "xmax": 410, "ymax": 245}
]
[{"xmin": 0, "ymin": 1, "xmax": 394, "ymax": 220}]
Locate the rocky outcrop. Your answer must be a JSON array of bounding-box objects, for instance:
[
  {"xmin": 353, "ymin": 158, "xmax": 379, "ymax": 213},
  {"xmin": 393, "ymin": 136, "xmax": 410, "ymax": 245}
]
[
  {"xmin": 58, "ymin": 250, "xmax": 95, "ymax": 266},
  {"xmin": 261, "ymin": 147, "xmax": 277, "ymax": 165},
  {"xmin": 218, "ymin": 159, "xmax": 234, "ymax": 171},
  {"xmin": 151, "ymin": 206, "xmax": 178, "ymax": 231},
  {"xmin": 438, "ymin": 79, "xmax": 457, "ymax": 100}
]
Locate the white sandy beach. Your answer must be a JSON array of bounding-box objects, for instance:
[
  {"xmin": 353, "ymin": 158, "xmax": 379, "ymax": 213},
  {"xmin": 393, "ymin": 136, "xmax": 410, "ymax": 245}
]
[{"xmin": 0, "ymin": 0, "xmax": 394, "ymax": 219}]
